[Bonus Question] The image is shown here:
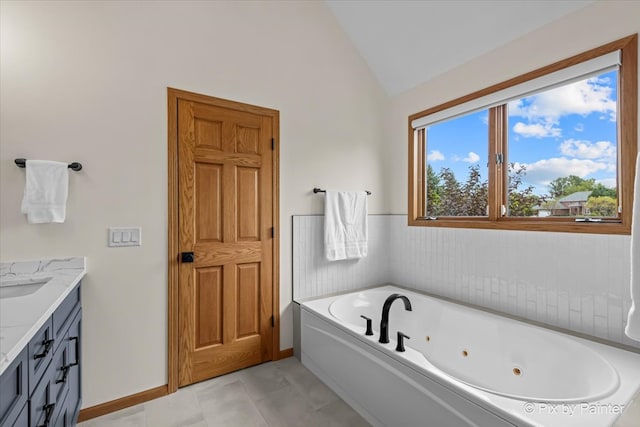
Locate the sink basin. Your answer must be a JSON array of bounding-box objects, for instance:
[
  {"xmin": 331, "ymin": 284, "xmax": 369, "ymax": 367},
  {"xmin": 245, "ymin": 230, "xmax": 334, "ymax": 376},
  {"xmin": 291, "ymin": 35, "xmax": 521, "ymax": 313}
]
[{"xmin": 0, "ymin": 277, "xmax": 51, "ymax": 299}]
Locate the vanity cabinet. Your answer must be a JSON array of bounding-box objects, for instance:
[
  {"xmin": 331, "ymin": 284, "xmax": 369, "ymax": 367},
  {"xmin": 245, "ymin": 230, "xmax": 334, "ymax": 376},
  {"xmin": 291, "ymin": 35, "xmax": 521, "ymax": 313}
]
[{"xmin": 0, "ymin": 283, "xmax": 81, "ymax": 427}]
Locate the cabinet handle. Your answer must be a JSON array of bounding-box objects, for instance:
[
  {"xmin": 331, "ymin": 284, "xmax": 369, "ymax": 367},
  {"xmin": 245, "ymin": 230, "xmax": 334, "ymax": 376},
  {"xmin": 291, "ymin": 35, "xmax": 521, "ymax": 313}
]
[
  {"xmin": 56, "ymin": 365, "xmax": 70, "ymax": 384},
  {"xmin": 33, "ymin": 339, "xmax": 54, "ymax": 360},
  {"xmin": 69, "ymin": 336, "xmax": 79, "ymax": 366},
  {"xmin": 37, "ymin": 403, "xmax": 55, "ymax": 427}
]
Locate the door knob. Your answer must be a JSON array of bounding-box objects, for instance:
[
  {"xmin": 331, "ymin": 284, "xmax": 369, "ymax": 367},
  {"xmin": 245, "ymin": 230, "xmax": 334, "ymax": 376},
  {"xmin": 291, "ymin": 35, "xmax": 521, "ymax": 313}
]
[{"xmin": 181, "ymin": 252, "xmax": 194, "ymax": 263}]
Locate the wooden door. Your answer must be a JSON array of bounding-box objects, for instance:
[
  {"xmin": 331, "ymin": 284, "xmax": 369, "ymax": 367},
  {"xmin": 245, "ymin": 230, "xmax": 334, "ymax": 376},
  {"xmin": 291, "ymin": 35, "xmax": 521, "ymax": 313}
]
[{"xmin": 175, "ymin": 94, "xmax": 276, "ymax": 387}]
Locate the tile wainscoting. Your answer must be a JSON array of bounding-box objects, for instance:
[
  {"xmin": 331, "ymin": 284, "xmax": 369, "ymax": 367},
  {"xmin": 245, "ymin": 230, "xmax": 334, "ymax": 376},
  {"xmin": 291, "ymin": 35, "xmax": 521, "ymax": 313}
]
[
  {"xmin": 293, "ymin": 215, "xmax": 638, "ymax": 349},
  {"xmin": 292, "ymin": 215, "xmax": 391, "ymax": 300}
]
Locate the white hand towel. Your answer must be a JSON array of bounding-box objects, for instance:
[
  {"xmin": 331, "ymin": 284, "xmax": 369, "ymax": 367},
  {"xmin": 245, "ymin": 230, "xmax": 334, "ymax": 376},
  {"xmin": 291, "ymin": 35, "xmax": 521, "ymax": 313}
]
[
  {"xmin": 625, "ymin": 152, "xmax": 640, "ymax": 341},
  {"xmin": 21, "ymin": 160, "xmax": 69, "ymax": 224},
  {"xmin": 324, "ymin": 191, "xmax": 368, "ymax": 261}
]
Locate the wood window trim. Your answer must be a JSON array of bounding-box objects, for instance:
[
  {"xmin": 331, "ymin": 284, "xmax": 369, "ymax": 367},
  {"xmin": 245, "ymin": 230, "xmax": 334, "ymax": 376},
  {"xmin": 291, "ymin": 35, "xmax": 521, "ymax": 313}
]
[
  {"xmin": 167, "ymin": 88, "xmax": 281, "ymax": 393},
  {"xmin": 408, "ymin": 34, "xmax": 638, "ymax": 235}
]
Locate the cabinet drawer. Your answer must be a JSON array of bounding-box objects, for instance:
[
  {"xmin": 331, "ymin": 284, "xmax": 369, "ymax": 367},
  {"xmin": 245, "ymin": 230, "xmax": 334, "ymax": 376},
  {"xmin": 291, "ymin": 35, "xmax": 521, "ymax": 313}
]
[
  {"xmin": 29, "ymin": 361, "xmax": 55, "ymax": 427},
  {"xmin": 27, "ymin": 318, "xmax": 54, "ymax": 395},
  {"xmin": 53, "ymin": 284, "xmax": 81, "ymax": 350},
  {"xmin": 0, "ymin": 348, "xmax": 28, "ymax": 426}
]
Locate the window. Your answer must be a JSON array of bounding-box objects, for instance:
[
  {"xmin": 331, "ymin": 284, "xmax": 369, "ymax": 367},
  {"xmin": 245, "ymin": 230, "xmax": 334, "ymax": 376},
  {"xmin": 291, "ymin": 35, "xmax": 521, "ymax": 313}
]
[
  {"xmin": 425, "ymin": 109, "xmax": 489, "ymax": 217},
  {"xmin": 409, "ymin": 35, "xmax": 637, "ymax": 234},
  {"xmin": 506, "ymin": 69, "xmax": 619, "ymax": 218}
]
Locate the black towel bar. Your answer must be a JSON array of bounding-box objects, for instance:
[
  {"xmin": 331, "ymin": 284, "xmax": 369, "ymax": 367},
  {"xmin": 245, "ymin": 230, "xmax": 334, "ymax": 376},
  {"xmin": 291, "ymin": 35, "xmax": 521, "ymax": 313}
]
[
  {"xmin": 313, "ymin": 187, "xmax": 371, "ymax": 195},
  {"xmin": 15, "ymin": 158, "xmax": 82, "ymax": 171}
]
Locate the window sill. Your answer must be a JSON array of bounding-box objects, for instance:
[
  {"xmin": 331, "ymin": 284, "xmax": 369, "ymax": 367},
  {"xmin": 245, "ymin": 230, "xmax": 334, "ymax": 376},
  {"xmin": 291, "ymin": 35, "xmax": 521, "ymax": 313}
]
[{"xmin": 408, "ymin": 216, "xmax": 630, "ymax": 235}]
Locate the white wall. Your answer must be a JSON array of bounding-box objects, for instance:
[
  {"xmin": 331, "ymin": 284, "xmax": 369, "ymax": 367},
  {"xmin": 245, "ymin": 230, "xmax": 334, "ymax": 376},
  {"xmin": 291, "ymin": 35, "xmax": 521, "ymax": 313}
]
[
  {"xmin": 0, "ymin": 1, "xmax": 387, "ymax": 407},
  {"xmin": 384, "ymin": 0, "xmax": 640, "ymax": 348}
]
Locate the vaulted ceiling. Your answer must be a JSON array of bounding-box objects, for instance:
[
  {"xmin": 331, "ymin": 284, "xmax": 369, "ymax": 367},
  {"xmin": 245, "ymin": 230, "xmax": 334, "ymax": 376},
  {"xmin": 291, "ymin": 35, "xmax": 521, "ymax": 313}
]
[{"xmin": 325, "ymin": 0, "xmax": 594, "ymax": 95}]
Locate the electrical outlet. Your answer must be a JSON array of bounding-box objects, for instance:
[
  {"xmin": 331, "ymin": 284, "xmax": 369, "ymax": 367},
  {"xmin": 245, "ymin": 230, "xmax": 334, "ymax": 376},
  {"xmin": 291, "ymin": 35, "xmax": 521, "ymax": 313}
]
[{"xmin": 108, "ymin": 227, "xmax": 142, "ymax": 247}]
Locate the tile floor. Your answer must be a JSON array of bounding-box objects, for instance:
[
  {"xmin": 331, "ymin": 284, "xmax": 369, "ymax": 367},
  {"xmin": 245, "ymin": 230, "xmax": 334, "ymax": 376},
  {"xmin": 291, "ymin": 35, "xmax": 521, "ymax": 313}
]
[{"xmin": 78, "ymin": 357, "xmax": 370, "ymax": 427}]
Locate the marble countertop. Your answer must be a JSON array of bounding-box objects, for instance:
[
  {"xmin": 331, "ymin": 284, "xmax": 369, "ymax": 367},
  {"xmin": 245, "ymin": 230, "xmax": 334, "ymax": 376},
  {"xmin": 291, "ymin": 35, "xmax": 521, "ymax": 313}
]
[{"xmin": 0, "ymin": 257, "xmax": 86, "ymax": 376}]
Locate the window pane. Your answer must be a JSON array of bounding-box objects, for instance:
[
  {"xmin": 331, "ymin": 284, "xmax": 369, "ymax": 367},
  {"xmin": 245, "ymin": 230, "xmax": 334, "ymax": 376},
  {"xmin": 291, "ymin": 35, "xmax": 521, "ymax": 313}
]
[
  {"xmin": 506, "ymin": 70, "xmax": 618, "ymax": 217},
  {"xmin": 425, "ymin": 110, "xmax": 489, "ymax": 217}
]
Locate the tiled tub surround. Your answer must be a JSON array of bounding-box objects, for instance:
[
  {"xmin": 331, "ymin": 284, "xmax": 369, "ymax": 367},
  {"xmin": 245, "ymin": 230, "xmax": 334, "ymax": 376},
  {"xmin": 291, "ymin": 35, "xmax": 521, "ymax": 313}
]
[
  {"xmin": 0, "ymin": 257, "xmax": 86, "ymax": 374},
  {"xmin": 387, "ymin": 216, "xmax": 637, "ymax": 350},
  {"xmin": 292, "ymin": 215, "xmax": 638, "ymax": 350},
  {"xmin": 293, "ymin": 215, "xmax": 391, "ymax": 300}
]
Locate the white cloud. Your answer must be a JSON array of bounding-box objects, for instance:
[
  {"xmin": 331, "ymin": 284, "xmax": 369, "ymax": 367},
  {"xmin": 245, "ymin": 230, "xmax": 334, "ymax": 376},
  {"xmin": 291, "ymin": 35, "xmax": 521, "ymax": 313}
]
[
  {"xmin": 559, "ymin": 139, "xmax": 616, "ymax": 161},
  {"xmin": 516, "ymin": 157, "xmax": 609, "ymax": 186},
  {"xmin": 427, "ymin": 150, "xmax": 445, "ymax": 161},
  {"xmin": 512, "ymin": 122, "xmax": 561, "ymax": 138},
  {"xmin": 597, "ymin": 178, "xmax": 617, "ymax": 188},
  {"xmin": 462, "ymin": 151, "xmax": 480, "ymax": 163},
  {"xmin": 574, "ymin": 123, "xmax": 584, "ymax": 132},
  {"xmin": 509, "ymin": 77, "xmax": 617, "ymax": 123}
]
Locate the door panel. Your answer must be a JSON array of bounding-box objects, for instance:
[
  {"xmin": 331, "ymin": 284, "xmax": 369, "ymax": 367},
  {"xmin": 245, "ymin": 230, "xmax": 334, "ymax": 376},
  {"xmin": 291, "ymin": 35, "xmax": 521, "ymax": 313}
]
[
  {"xmin": 236, "ymin": 263, "xmax": 260, "ymax": 338},
  {"xmin": 177, "ymin": 97, "xmax": 274, "ymax": 386},
  {"xmin": 195, "ymin": 163, "xmax": 223, "ymax": 242},
  {"xmin": 195, "ymin": 267, "xmax": 223, "ymax": 348},
  {"xmin": 195, "ymin": 118, "xmax": 222, "ymax": 150},
  {"xmin": 236, "ymin": 125, "xmax": 260, "ymax": 154},
  {"xmin": 237, "ymin": 167, "xmax": 260, "ymax": 241}
]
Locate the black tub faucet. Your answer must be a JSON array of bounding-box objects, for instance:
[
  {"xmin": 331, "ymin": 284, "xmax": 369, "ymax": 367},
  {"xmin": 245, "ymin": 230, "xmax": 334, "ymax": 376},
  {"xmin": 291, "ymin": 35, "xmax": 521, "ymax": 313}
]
[{"xmin": 379, "ymin": 293, "xmax": 412, "ymax": 344}]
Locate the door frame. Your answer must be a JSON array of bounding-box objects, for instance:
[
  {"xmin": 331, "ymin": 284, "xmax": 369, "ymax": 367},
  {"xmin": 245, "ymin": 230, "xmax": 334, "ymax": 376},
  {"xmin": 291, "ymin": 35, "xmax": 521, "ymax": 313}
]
[{"xmin": 167, "ymin": 87, "xmax": 280, "ymax": 393}]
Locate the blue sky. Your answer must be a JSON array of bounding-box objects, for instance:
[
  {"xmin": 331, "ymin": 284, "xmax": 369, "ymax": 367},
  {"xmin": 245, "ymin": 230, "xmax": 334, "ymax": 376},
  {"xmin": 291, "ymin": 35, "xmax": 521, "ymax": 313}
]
[{"xmin": 426, "ymin": 70, "xmax": 618, "ymax": 196}]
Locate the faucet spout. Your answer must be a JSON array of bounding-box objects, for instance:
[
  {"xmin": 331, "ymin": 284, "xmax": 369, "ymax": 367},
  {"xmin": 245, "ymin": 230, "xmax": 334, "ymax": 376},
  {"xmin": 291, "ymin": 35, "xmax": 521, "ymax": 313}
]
[{"xmin": 379, "ymin": 293, "xmax": 412, "ymax": 344}]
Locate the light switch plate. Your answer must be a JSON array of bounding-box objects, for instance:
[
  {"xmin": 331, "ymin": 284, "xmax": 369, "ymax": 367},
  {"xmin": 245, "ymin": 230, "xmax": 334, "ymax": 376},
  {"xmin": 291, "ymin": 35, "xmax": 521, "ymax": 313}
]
[{"xmin": 108, "ymin": 227, "xmax": 142, "ymax": 247}]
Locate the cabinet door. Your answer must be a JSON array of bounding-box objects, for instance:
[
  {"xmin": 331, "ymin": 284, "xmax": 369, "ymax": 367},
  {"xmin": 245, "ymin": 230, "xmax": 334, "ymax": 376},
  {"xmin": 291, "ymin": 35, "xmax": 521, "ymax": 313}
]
[
  {"xmin": 65, "ymin": 310, "xmax": 81, "ymax": 426},
  {"xmin": 0, "ymin": 348, "xmax": 28, "ymax": 426}
]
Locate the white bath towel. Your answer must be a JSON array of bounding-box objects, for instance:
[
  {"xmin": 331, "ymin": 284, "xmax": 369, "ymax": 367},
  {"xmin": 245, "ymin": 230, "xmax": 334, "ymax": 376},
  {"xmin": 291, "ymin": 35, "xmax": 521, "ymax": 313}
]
[
  {"xmin": 21, "ymin": 160, "xmax": 69, "ymax": 224},
  {"xmin": 625, "ymin": 152, "xmax": 640, "ymax": 341},
  {"xmin": 324, "ymin": 191, "xmax": 368, "ymax": 261}
]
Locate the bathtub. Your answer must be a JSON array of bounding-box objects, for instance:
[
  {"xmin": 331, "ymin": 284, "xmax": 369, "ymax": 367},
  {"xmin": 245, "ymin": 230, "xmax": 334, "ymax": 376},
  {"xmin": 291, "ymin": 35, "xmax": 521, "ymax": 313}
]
[{"xmin": 300, "ymin": 285, "xmax": 640, "ymax": 427}]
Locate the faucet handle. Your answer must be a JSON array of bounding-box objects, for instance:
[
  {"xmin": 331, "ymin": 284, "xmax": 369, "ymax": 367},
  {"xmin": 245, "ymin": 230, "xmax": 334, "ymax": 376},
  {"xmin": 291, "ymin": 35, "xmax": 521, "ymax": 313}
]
[
  {"xmin": 360, "ymin": 315, "xmax": 374, "ymax": 336},
  {"xmin": 396, "ymin": 331, "xmax": 410, "ymax": 352}
]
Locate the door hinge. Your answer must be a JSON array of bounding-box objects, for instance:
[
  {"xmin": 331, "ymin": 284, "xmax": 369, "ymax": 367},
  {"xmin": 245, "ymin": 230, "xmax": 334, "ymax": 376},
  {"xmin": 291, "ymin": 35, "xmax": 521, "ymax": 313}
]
[
  {"xmin": 270, "ymin": 315, "xmax": 275, "ymax": 327},
  {"xmin": 271, "ymin": 138, "xmax": 275, "ymax": 150},
  {"xmin": 270, "ymin": 227, "xmax": 275, "ymax": 238}
]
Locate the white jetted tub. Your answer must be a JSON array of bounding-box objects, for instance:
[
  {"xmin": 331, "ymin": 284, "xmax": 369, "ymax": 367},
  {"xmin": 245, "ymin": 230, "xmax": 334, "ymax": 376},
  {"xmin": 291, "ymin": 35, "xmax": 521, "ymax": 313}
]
[{"xmin": 300, "ymin": 285, "xmax": 640, "ymax": 427}]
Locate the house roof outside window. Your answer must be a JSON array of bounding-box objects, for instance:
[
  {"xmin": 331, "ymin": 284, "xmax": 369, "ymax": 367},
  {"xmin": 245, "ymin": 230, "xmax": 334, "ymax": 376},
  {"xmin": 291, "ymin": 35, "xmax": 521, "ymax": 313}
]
[{"xmin": 557, "ymin": 191, "xmax": 593, "ymax": 203}]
